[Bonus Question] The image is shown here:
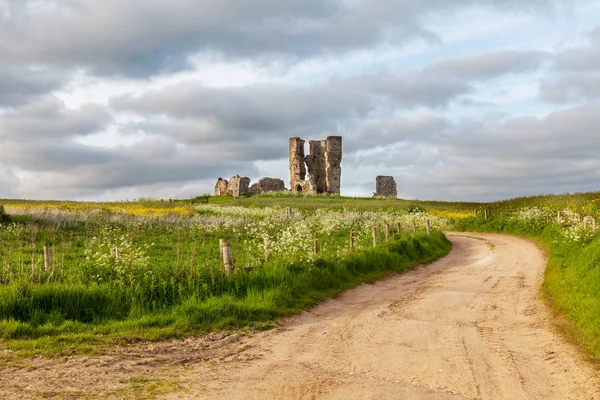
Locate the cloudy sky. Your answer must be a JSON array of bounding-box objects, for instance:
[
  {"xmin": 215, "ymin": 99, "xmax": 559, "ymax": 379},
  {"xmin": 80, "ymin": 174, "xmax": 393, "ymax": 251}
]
[{"xmin": 1, "ymin": 0, "xmax": 599, "ymax": 201}]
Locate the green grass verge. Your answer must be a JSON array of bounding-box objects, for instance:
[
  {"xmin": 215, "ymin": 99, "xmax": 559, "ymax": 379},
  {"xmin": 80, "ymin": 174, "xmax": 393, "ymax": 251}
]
[
  {"xmin": 454, "ymin": 217, "xmax": 600, "ymax": 361},
  {"xmin": 0, "ymin": 232, "xmax": 451, "ymax": 356}
]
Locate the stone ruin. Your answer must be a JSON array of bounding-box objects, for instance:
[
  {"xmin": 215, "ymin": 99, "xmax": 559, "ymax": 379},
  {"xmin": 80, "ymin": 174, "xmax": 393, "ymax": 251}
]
[
  {"xmin": 214, "ymin": 176, "xmax": 285, "ymax": 196},
  {"xmin": 213, "ymin": 176, "xmax": 251, "ymax": 197},
  {"xmin": 289, "ymin": 136, "xmax": 342, "ymax": 195},
  {"xmin": 249, "ymin": 177, "xmax": 286, "ymax": 195},
  {"xmin": 375, "ymin": 176, "xmax": 397, "ymax": 198},
  {"xmin": 212, "ymin": 136, "xmax": 343, "ymax": 197}
]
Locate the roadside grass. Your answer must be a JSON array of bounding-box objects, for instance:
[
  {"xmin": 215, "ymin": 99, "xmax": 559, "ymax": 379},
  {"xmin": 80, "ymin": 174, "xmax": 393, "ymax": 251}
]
[{"xmin": 0, "ymin": 195, "xmax": 452, "ymax": 356}]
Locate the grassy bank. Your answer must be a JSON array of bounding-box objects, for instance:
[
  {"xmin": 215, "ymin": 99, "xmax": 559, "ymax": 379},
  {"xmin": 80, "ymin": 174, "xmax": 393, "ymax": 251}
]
[
  {"xmin": 0, "ymin": 199, "xmax": 452, "ymax": 355},
  {"xmin": 454, "ymin": 215, "xmax": 600, "ymax": 361}
]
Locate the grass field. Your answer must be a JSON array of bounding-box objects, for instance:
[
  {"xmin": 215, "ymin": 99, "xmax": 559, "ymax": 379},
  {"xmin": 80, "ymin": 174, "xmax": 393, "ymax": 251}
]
[
  {"xmin": 0, "ymin": 196, "xmax": 452, "ymax": 355},
  {"xmin": 2, "ymin": 191, "xmax": 600, "ymax": 361}
]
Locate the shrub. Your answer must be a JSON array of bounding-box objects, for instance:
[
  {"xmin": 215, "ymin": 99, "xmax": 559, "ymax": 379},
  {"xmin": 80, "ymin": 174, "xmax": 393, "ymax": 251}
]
[{"xmin": 0, "ymin": 205, "xmax": 10, "ymax": 223}]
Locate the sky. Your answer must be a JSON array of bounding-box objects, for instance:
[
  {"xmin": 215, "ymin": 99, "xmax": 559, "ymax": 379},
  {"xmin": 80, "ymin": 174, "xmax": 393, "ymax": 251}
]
[{"xmin": 1, "ymin": 0, "xmax": 599, "ymax": 202}]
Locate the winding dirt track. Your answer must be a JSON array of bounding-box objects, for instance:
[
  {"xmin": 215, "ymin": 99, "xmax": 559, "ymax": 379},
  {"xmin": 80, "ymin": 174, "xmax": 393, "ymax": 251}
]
[
  {"xmin": 179, "ymin": 233, "xmax": 599, "ymax": 399},
  {"xmin": 2, "ymin": 233, "xmax": 599, "ymax": 399}
]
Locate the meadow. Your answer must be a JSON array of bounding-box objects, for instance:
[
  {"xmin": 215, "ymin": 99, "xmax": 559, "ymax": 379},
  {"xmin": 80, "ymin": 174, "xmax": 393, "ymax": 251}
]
[
  {"xmin": 2, "ymin": 191, "xmax": 600, "ymax": 362},
  {"xmin": 0, "ymin": 196, "xmax": 452, "ymax": 355}
]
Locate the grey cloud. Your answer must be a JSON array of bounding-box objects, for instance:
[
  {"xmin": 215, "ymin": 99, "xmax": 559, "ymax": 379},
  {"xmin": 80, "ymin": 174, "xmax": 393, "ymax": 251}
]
[
  {"xmin": 540, "ymin": 74, "xmax": 600, "ymax": 102},
  {"xmin": 111, "ymin": 70, "xmax": 469, "ymax": 138},
  {"xmin": 0, "ymin": 141, "xmax": 120, "ymax": 171},
  {"xmin": 554, "ymin": 26, "xmax": 600, "ymax": 72},
  {"xmin": 540, "ymin": 25, "xmax": 600, "ymax": 102},
  {"xmin": 425, "ymin": 51, "xmax": 549, "ymax": 80},
  {"xmin": 0, "ymin": 166, "xmax": 21, "ymax": 198},
  {"xmin": 0, "ymin": 67, "xmax": 67, "ymax": 107},
  {"xmin": 0, "ymin": 0, "xmax": 577, "ymax": 77},
  {"xmin": 0, "ymin": 97, "xmax": 111, "ymax": 141},
  {"xmin": 330, "ymin": 103, "xmax": 600, "ymax": 201}
]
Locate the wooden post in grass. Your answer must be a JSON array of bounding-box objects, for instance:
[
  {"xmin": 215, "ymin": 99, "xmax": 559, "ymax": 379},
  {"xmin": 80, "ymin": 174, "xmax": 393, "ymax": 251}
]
[
  {"xmin": 43, "ymin": 246, "xmax": 50, "ymax": 272},
  {"xmin": 546, "ymin": 213, "xmax": 549, "ymax": 224},
  {"xmin": 412, "ymin": 220, "xmax": 417, "ymax": 232},
  {"xmin": 350, "ymin": 229, "xmax": 355, "ymax": 251},
  {"xmin": 397, "ymin": 222, "xmax": 402, "ymax": 235},
  {"xmin": 313, "ymin": 232, "xmax": 319, "ymax": 255},
  {"xmin": 426, "ymin": 220, "xmax": 431, "ymax": 235},
  {"xmin": 263, "ymin": 237, "xmax": 271, "ymax": 261},
  {"xmin": 287, "ymin": 207, "xmax": 293, "ymax": 218},
  {"xmin": 373, "ymin": 227, "xmax": 377, "ymax": 247},
  {"xmin": 234, "ymin": 233, "xmax": 239, "ymax": 269},
  {"xmin": 557, "ymin": 211, "xmax": 561, "ymax": 221},
  {"xmin": 219, "ymin": 239, "xmax": 225, "ymax": 263},
  {"xmin": 222, "ymin": 241, "xmax": 233, "ymax": 275},
  {"xmin": 474, "ymin": 209, "xmax": 477, "ymax": 217},
  {"xmin": 484, "ymin": 210, "xmax": 488, "ymax": 220},
  {"xmin": 385, "ymin": 224, "xmax": 390, "ymax": 242}
]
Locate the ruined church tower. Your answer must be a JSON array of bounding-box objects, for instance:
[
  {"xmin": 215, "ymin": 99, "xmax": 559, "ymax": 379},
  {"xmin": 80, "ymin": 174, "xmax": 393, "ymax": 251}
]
[{"xmin": 289, "ymin": 136, "xmax": 342, "ymax": 195}]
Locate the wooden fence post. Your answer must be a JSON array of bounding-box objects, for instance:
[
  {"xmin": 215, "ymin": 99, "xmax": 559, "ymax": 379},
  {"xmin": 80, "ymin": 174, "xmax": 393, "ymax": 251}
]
[
  {"xmin": 314, "ymin": 232, "xmax": 319, "ymax": 255},
  {"xmin": 287, "ymin": 207, "xmax": 293, "ymax": 218},
  {"xmin": 484, "ymin": 210, "xmax": 488, "ymax": 220},
  {"xmin": 546, "ymin": 213, "xmax": 549, "ymax": 224},
  {"xmin": 350, "ymin": 229, "xmax": 355, "ymax": 251},
  {"xmin": 222, "ymin": 241, "xmax": 233, "ymax": 275},
  {"xmin": 219, "ymin": 239, "xmax": 224, "ymax": 263},
  {"xmin": 385, "ymin": 224, "xmax": 390, "ymax": 242},
  {"xmin": 235, "ymin": 233, "xmax": 239, "ymax": 269},
  {"xmin": 397, "ymin": 222, "xmax": 402, "ymax": 235},
  {"xmin": 373, "ymin": 227, "xmax": 377, "ymax": 247},
  {"xmin": 474, "ymin": 209, "xmax": 477, "ymax": 217},
  {"xmin": 557, "ymin": 211, "xmax": 561, "ymax": 221},
  {"xmin": 263, "ymin": 237, "xmax": 271, "ymax": 261},
  {"xmin": 426, "ymin": 220, "xmax": 431, "ymax": 235},
  {"xmin": 412, "ymin": 220, "xmax": 416, "ymax": 232},
  {"xmin": 43, "ymin": 246, "xmax": 51, "ymax": 272}
]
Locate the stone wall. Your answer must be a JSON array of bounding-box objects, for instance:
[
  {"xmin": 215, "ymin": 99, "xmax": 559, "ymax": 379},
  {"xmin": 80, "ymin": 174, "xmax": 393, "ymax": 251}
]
[
  {"xmin": 228, "ymin": 176, "xmax": 251, "ymax": 197},
  {"xmin": 214, "ymin": 178, "xmax": 229, "ymax": 196},
  {"xmin": 213, "ymin": 176, "xmax": 251, "ymax": 196},
  {"xmin": 305, "ymin": 140, "xmax": 327, "ymax": 193},
  {"xmin": 258, "ymin": 177, "xmax": 285, "ymax": 193},
  {"xmin": 375, "ymin": 176, "xmax": 397, "ymax": 198},
  {"xmin": 325, "ymin": 136, "xmax": 342, "ymax": 195},
  {"xmin": 247, "ymin": 177, "xmax": 286, "ymax": 194},
  {"xmin": 289, "ymin": 137, "xmax": 306, "ymax": 188},
  {"xmin": 289, "ymin": 135, "xmax": 342, "ymax": 195}
]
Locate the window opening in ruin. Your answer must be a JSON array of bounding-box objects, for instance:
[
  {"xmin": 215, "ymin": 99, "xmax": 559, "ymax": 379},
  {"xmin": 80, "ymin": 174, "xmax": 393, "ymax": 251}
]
[{"xmin": 296, "ymin": 184, "xmax": 302, "ymax": 193}]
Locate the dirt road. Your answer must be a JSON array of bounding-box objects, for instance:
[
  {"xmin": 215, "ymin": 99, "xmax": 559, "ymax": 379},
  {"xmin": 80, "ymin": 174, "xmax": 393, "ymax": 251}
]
[{"xmin": 2, "ymin": 233, "xmax": 599, "ymax": 399}]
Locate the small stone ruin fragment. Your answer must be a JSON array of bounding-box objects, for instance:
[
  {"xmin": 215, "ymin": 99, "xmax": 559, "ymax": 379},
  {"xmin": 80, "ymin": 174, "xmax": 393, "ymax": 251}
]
[
  {"xmin": 213, "ymin": 176, "xmax": 251, "ymax": 197},
  {"xmin": 214, "ymin": 177, "xmax": 229, "ymax": 196},
  {"xmin": 214, "ymin": 176, "xmax": 286, "ymax": 196},
  {"xmin": 375, "ymin": 176, "xmax": 397, "ymax": 198}
]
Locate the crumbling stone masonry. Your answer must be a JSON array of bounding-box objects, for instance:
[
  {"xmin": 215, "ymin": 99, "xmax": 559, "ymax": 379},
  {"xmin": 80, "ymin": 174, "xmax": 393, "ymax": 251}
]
[
  {"xmin": 214, "ymin": 178, "xmax": 229, "ymax": 196},
  {"xmin": 228, "ymin": 176, "xmax": 251, "ymax": 196},
  {"xmin": 375, "ymin": 176, "xmax": 397, "ymax": 198},
  {"xmin": 289, "ymin": 136, "xmax": 342, "ymax": 195},
  {"xmin": 213, "ymin": 176, "xmax": 251, "ymax": 197},
  {"xmin": 249, "ymin": 177, "xmax": 286, "ymax": 195}
]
